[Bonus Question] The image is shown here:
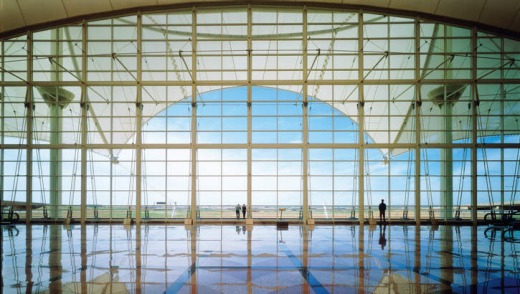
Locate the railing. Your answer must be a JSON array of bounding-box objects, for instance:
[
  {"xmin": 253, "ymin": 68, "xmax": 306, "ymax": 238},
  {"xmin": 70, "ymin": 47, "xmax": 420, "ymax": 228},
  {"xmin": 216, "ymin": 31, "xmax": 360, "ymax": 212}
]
[{"xmin": 8, "ymin": 204, "xmax": 511, "ymax": 222}]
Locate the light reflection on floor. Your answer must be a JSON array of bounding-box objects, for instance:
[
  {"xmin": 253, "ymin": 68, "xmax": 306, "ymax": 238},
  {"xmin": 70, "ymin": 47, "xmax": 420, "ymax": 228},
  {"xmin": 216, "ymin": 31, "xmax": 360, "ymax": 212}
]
[{"xmin": 1, "ymin": 223, "xmax": 520, "ymax": 293}]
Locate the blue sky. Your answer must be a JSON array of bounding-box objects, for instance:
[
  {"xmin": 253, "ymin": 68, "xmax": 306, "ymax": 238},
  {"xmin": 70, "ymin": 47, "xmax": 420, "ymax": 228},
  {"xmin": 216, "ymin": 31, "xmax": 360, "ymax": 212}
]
[{"xmin": 3, "ymin": 86, "xmax": 519, "ymax": 209}]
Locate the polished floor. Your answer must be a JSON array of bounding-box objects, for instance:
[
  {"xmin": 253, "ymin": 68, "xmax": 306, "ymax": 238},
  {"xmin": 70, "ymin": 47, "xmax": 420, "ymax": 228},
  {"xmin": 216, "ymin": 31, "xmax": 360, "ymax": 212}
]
[{"xmin": 1, "ymin": 223, "xmax": 519, "ymax": 293}]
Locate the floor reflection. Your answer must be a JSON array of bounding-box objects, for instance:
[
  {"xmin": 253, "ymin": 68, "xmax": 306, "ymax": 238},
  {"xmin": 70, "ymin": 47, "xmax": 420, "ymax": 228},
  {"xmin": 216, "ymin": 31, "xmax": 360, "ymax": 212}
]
[{"xmin": 1, "ymin": 223, "xmax": 519, "ymax": 293}]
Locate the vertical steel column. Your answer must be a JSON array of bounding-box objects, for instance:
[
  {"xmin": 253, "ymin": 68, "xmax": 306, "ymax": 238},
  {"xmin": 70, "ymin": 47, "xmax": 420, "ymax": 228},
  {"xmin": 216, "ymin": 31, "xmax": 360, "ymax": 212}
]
[
  {"xmin": 471, "ymin": 28, "xmax": 478, "ymax": 225},
  {"xmin": 415, "ymin": 117, "xmax": 422, "ymax": 225},
  {"xmin": 135, "ymin": 13, "xmax": 143, "ymax": 224},
  {"xmin": 386, "ymin": 21, "xmax": 391, "ymax": 223},
  {"xmin": 414, "ymin": 19, "xmax": 422, "ymax": 226},
  {"xmin": 246, "ymin": 5, "xmax": 253, "ymax": 223},
  {"xmin": 440, "ymin": 92, "xmax": 453, "ymax": 220},
  {"xmin": 499, "ymin": 38, "xmax": 506, "ymax": 214},
  {"xmin": 49, "ymin": 104, "xmax": 63, "ymax": 219},
  {"xmin": 440, "ymin": 94, "xmax": 454, "ymax": 220},
  {"xmin": 80, "ymin": 21, "xmax": 88, "ymax": 224},
  {"xmin": 110, "ymin": 20, "xmax": 115, "ymax": 220},
  {"xmin": 49, "ymin": 29, "xmax": 63, "ymax": 219},
  {"xmin": 302, "ymin": 6, "xmax": 310, "ymax": 223},
  {"xmin": 440, "ymin": 26, "xmax": 454, "ymax": 220},
  {"xmin": 25, "ymin": 33, "xmax": 34, "ymax": 223},
  {"xmin": 358, "ymin": 13, "xmax": 365, "ymax": 226},
  {"xmin": 190, "ymin": 7, "xmax": 198, "ymax": 224}
]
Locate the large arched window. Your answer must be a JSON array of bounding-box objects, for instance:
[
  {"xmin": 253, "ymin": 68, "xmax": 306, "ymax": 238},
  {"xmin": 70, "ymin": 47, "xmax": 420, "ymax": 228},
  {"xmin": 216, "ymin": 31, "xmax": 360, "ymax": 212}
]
[{"xmin": 1, "ymin": 6, "xmax": 519, "ymax": 224}]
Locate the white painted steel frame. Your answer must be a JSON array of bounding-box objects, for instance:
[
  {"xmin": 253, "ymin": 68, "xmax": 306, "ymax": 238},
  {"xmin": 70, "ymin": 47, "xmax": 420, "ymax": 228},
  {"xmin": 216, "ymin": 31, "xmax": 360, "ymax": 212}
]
[{"xmin": 0, "ymin": 5, "xmax": 519, "ymax": 225}]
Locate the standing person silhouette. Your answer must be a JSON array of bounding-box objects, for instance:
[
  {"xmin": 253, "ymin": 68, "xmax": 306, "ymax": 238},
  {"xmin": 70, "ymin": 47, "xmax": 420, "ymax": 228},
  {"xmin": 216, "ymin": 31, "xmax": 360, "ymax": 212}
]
[
  {"xmin": 235, "ymin": 204, "xmax": 241, "ymax": 219},
  {"xmin": 242, "ymin": 204, "xmax": 247, "ymax": 219},
  {"xmin": 379, "ymin": 199, "xmax": 387, "ymax": 223}
]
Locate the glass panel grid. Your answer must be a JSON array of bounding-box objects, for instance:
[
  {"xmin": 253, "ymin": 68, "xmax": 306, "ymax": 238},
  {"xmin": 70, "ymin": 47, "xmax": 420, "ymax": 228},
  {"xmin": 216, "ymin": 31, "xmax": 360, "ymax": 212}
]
[{"xmin": 1, "ymin": 6, "xmax": 520, "ymax": 222}]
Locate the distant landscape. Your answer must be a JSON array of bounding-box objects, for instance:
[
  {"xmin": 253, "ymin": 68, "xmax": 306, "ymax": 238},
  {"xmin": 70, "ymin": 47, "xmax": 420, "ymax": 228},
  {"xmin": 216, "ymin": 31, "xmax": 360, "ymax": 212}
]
[{"xmin": 18, "ymin": 204, "xmax": 496, "ymax": 220}]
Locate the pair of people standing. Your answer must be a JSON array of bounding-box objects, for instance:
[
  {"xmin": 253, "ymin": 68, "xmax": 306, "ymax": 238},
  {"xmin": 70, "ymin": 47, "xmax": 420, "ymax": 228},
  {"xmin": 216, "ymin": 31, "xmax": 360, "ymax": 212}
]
[{"xmin": 235, "ymin": 204, "xmax": 246, "ymax": 219}]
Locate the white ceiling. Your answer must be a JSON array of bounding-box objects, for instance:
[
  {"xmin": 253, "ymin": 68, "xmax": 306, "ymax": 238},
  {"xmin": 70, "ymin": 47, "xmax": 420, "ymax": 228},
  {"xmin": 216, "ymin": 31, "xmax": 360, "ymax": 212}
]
[{"xmin": 1, "ymin": 0, "xmax": 520, "ymax": 39}]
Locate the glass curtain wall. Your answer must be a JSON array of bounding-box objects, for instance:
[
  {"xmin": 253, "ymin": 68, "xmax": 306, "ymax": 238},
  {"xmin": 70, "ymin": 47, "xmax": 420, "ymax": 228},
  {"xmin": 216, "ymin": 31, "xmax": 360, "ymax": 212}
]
[{"xmin": 1, "ymin": 6, "xmax": 520, "ymax": 223}]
